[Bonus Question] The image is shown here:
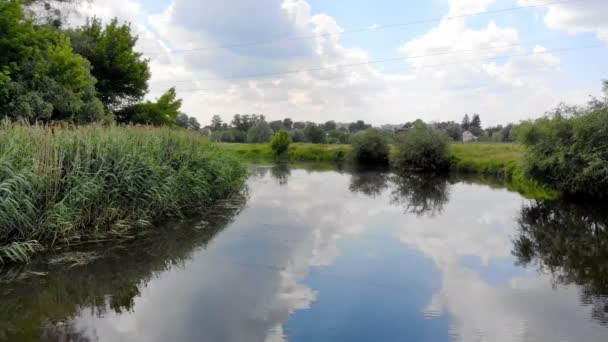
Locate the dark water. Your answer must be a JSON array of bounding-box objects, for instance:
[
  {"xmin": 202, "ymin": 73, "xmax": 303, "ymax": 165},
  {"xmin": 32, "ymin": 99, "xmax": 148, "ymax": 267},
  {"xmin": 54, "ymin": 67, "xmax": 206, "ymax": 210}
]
[{"xmin": 1, "ymin": 165, "xmax": 608, "ymax": 342}]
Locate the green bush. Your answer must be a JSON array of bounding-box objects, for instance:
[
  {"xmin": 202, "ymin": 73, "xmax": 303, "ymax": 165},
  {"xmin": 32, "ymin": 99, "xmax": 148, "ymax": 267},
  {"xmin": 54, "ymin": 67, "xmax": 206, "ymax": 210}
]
[
  {"xmin": 0, "ymin": 123, "xmax": 247, "ymax": 263},
  {"xmin": 351, "ymin": 129, "xmax": 390, "ymax": 166},
  {"xmin": 518, "ymin": 82, "xmax": 608, "ymax": 199},
  {"xmin": 393, "ymin": 121, "xmax": 451, "ymax": 172},
  {"xmin": 271, "ymin": 129, "xmax": 291, "ymax": 155}
]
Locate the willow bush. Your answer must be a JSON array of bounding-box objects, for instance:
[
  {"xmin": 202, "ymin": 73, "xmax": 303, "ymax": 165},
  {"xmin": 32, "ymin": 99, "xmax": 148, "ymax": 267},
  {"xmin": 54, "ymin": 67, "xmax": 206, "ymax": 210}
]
[{"xmin": 0, "ymin": 123, "xmax": 247, "ymax": 263}]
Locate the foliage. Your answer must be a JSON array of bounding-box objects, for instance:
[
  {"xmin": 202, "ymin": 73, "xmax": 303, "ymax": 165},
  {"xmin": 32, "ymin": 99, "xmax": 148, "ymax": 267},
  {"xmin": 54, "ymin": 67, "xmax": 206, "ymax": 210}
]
[
  {"xmin": 231, "ymin": 114, "xmax": 265, "ymax": 132},
  {"xmin": 66, "ymin": 17, "xmax": 150, "ymax": 110},
  {"xmin": 351, "ymin": 129, "xmax": 390, "ymax": 165},
  {"xmin": 210, "ymin": 115, "xmax": 223, "ymax": 131},
  {"xmin": 0, "ymin": 122, "xmax": 246, "ymax": 263},
  {"xmin": 393, "ymin": 121, "xmax": 451, "ymax": 172},
  {"xmin": 246, "ymin": 120, "xmax": 273, "ymax": 143},
  {"xmin": 304, "ymin": 123, "xmax": 326, "ymax": 143},
  {"xmin": 220, "ymin": 143, "xmax": 350, "ymax": 163},
  {"xmin": 116, "ymin": 87, "xmax": 182, "ymax": 125},
  {"xmin": 175, "ymin": 113, "xmax": 201, "ymax": 131},
  {"xmin": 348, "ymin": 120, "xmax": 371, "ymax": 133},
  {"xmin": 211, "ymin": 129, "xmax": 246, "ymax": 143},
  {"xmin": 271, "ymin": 130, "xmax": 291, "ymax": 155},
  {"xmin": 0, "ymin": 0, "xmax": 104, "ymax": 123},
  {"xmin": 517, "ymin": 83, "xmax": 608, "ymax": 199}
]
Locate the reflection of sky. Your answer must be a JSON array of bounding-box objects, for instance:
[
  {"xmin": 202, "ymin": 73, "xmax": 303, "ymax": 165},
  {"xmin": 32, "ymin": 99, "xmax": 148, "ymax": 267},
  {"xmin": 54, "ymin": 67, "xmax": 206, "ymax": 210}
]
[{"xmin": 67, "ymin": 167, "xmax": 608, "ymax": 342}]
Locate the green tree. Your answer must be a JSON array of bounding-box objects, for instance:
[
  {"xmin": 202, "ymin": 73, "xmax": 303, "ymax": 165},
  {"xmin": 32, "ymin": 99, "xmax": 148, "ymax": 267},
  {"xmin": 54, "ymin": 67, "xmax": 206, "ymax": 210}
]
[
  {"xmin": 188, "ymin": 116, "xmax": 201, "ymax": 131},
  {"xmin": 271, "ymin": 130, "xmax": 291, "ymax": 155},
  {"xmin": 67, "ymin": 17, "xmax": 151, "ymax": 110},
  {"xmin": 246, "ymin": 120, "xmax": 273, "ymax": 143},
  {"xmin": 0, "ymin": 0, "xmax": 103, "ymax": 123},
  {"xmin": 117, "ymin": 87, "xmax": 181, "ymax": 125},
  {"xmin": 175, "ymin": 113, "xmax": 189, "ymax": 128},
  {"xmin": 461, "ymin": 114, "xmax": 471, "ymax": 131},
  {"xmin": 323, "ymin": 120, "xmax": 337, "ymax": 131},
  {"xmin": 393, "ymin": 121, "xmax": 451, "ymax": 172},
  {"xmin": 351, "ymin": 129, "xmax": 390, "ymax": 166},
  {"xmin": 269, "ymin": 120, "xmax": 283, "ymax": 132},
  {"xmin": 304, "ymin": 123, "xmax": 325, "ymax": 143},
  {"xmin": 210, "ymin": 115, "xmax": 223, "ymax": 131},
  {"xmin": 282, "ymin": 118, "xmax": 293, "ymax": 130}
]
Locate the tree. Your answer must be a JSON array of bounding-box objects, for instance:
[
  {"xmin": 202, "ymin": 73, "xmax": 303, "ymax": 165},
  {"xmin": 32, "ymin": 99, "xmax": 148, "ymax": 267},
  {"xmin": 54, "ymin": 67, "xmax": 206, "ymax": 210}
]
[
  {"xmin": 351, "ymin": 129, "xmax": 390, "ymax": 166},
  {"xmin": 210, "ymin": 115, "xmax": 223, "ymax": 131},
  {"xmin": 470, "ymin": 114, "xmax": 481, "ymax": 129},
  {"xmin": 246, "ymin": 120, "xmax": 273, "ymax": 143},
  {"xmin": 67, "ymin": 17, "xmax": 151, "ymax": 110},
  {"xmin": 304, "ymin": 123, "xmax": 326, "ymax": 143},
  {"xmin": 461, "ymin": 114, "xmax": 471, "ymax": 131},
  {"xmin": 188, "ymin": 116, "xmax": 201, "ymax": 131},
  {"xmin": 323, "ymin": 120, "xmax": 337, "ymax": 131},
  {"xmin": 116, "ymin": 87, "xmax": 181, "ymax": 125},
  {"xmin": 393, "ymin": 121, "xmax": 451, "ymax": 172},
  {"xmin": 175, "ymin": 113, "xmax": 189, "ymax": 128},
  {"xmin": 282, "ymin": 118, "xmax": 293, "ymax": 130},
  {"xmin": 293, "ymin": 121, "xmax": 306, "ymax": 130},
  {"xmin": 349, "ymin": 120, "xmax": 371, "ymax": 133},
  {"xmin": 269, "ymin": 120, "xmax": 283, "ymax": 133},
  {"xmin": 271, "ymin": 130, "xmax": 291, "ymax": 155},
  {"xmin": 0, "ymin": 0, "xmax": 104, "ymax": 123}
]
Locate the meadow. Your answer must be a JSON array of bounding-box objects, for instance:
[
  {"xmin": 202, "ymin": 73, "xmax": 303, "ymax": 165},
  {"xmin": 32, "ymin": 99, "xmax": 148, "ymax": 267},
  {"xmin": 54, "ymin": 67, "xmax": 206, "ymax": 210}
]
[{"xmin": 0, "ymin": 123, "xmax": 246, "ymax": 264}]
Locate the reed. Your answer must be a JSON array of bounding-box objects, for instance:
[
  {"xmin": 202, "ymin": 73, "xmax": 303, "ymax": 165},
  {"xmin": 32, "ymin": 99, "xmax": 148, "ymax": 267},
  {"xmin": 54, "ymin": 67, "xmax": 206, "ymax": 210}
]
[{"xmin": 0, "ymin": 122, "xmax": 246, "ymax": 263}]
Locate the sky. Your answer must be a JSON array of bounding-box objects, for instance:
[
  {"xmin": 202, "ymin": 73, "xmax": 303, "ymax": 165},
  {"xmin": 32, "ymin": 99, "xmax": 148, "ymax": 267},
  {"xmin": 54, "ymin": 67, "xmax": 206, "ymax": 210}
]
[{"xmin": 69, "ymin": 0, "xmax": 608, "ymax": 126}]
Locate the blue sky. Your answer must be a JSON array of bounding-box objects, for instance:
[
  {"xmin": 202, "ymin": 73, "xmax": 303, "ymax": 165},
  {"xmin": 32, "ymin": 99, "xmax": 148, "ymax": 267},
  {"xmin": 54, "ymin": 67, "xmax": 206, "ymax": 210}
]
[{"xmin": 84, "ymin": 0, "xmax": 608, "ymax": 125}]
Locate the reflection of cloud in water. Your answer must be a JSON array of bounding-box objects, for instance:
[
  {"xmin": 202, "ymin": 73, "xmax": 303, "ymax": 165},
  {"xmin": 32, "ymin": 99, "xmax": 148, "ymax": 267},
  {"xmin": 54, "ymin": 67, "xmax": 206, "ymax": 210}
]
[{"xmin": 398, "ymin": 184, "xmax": 608, "ymax": 341}]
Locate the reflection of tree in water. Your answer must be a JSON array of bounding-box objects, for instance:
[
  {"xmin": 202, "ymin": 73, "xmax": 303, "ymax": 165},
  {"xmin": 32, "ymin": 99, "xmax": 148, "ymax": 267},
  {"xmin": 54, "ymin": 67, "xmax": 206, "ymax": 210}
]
[
  {"xmin": 270, "ymin": 162, "xmax": 291, "ymax": 186},
  {"xmin": 349, "ymin": 170, "xmax": 390, "ymax": 198},
  {"xmin": 0, "ymin": 193, "xmax": 247, "ymax": 341},
  {"xmin": 513, "ymin": 200, "xmax": 608, "ymax": 325},
  {"xmin": 390, "ymin": 173, "xmax": 450, "ymax": 217}
]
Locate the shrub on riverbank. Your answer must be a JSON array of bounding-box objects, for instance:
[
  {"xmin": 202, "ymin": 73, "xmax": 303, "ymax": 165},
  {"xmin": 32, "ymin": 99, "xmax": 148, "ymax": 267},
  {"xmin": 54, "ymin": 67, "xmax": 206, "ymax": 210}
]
[
  {"xmin": 351, "ymin": 129, "xmax": 390, "ymax": 166},
  {"xmin": 518, "ymin": 82, "xmax": 608, "ymax": 199},
  {"xmin": 0, "ymin": 123, "xmax": 246, "ymax": 263},
  {"xmin": 393, "ymin": 121, "xmax": 451, "ymax": 172},
  {"xmin": 271, "ymin": 130, "xmax": 291, "ymax": 156}
]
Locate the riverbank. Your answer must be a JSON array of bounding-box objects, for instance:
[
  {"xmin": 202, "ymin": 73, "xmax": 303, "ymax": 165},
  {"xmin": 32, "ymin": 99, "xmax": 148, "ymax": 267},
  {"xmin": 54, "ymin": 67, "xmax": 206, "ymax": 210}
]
[
  {"xmin": 0, "ymin": 124, "xmax": 247, "ymax": 264},
  {"xmin": 220, "ymin": 142, "xmax": 556, "ymax": 199}
]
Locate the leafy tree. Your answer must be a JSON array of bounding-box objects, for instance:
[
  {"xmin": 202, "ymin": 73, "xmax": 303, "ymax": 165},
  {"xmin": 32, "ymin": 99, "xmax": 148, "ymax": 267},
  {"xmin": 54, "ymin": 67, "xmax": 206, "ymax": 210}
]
[
  {"xmin": 211, "ymin": 129, "xmax": 246, "ymax": 143},
  {"xmin": 210, "ymin": 115, "xmax": 223, "ymax": 131},
  {"xmin": 351, "ymin": 129, "xmax": 390, "ymax": 166},
  {"xmin": 290, "ymin": 129, "xmax": 306, "ymax": 142},
  {"xmin": 116, "ymin": 87, "xmax": 181, "ymax": 125},
  {"xmin": 282, "ymin": 118, "xmax": 293, "ymax": 130},
  {"xmin": 349, "ymin": 120, "xmax": 371, "ymax": 133},
  {"xmin": 67, "ymin": 17, "xmax": 150, "ymax": 110},
  {"xmin": 393, "ymin": 121, "xmax": 451, "ymax": 172},
  {"xmin": 328, "ymin": 130, "xmax": 351, "ymax": 144},
  {"xmin": 175, "ymin": 113, "xmax": 189, "ymax": 128},
  {"xmin": 246, "ymin": 120, "xmax": 273, "ymax": 143},
  {"xmin": 271, "ymin": 130, "xmax": 291, "ymax": 155},
  {"xmin": 269, "ymin": 120, "xmax": 283, "ymax": 133},
  {"xmin": 0, "ymin": 0, "xmax": 103, "ymax": 123},
  {"xmin": 323, "ymin": 120, "xmax": 337, "ymax": 131},
  {"xmin": 188, "ymin": 116, "xmax": 200, "ymax": 131},
  {"xmin": 304, "ymin": 123, "xmax": 326, "ymax": 143},
  {"xmin": 293, "ymin": 121, "xmax": 306, "ymax": 130}
]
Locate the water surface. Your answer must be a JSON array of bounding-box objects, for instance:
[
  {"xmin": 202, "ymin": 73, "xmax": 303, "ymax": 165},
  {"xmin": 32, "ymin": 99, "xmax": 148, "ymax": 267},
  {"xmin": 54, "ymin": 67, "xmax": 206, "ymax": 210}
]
[{"xmin": 1, "ymin": 165, "xmax": 607, "ymax": 341}]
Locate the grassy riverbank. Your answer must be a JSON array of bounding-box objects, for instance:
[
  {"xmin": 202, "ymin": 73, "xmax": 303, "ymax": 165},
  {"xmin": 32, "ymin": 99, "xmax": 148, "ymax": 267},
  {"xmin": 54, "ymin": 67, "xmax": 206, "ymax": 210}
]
[
  {"xmin": 0, "ymin": 124, "xmax": 246, "ymax": 264},
  {"xmin": 220, "ymin": 142, "xmax": 523, "ymax": 172}
]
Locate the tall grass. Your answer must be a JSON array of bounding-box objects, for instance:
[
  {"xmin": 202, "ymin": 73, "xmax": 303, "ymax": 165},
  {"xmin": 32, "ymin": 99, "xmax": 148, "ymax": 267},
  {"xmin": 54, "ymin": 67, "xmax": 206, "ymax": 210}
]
[{"xmin": 0, "ymin": 123, "xmax": 246, "ymax": 263}]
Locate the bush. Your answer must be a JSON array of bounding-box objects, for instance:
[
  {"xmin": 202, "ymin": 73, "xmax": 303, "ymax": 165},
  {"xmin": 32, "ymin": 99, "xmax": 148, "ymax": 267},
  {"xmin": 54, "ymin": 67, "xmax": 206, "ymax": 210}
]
[
  {"xmin": 0, "ymin": 123, "xmax": 247, "ymax": 263},
  {"xmin": 351, "ymin": 129, "xmax": 390, "ymax": 166},
  {"xmin": 518, "ymin": 83, "xmax": 608, "ymax": 198},
  {"xmin": 393, "ymin": 121, "xmax": 450, "ymax": 172},
  {"xmin": 271, "ymin": 130, "xmax": 291, "ymax": 155}
]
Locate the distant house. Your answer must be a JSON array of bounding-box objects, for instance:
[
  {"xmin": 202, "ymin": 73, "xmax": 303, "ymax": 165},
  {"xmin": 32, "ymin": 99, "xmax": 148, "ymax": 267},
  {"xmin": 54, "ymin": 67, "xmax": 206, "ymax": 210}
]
[{"xmin": 462, "ymin": 130, "xmax": 478, "ymax": 143}]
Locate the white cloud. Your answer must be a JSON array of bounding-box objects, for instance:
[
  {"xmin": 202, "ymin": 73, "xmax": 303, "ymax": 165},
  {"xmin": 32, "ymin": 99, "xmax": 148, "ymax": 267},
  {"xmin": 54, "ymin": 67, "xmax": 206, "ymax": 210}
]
[
  {"xmin": 519, "ymin": 0, "xmax": 608, "ymax": 43},
  {"xmin": 67, "ymin": 0, "xmax": 597, "ymax": 126}
]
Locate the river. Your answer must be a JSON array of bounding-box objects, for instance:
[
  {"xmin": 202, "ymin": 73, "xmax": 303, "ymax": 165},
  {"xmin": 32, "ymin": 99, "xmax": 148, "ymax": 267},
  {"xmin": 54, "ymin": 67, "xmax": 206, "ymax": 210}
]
[{"xmin": 1, "ymin": 165, "xmax": 607, "ymax": 342}]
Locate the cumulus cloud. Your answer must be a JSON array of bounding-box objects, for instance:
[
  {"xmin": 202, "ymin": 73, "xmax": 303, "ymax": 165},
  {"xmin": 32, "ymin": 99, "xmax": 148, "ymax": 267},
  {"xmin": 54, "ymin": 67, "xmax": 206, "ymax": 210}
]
[
  {"xmin": 519, "ymin": 0, "xmax": 608, "ymax": 43},
  {"xmin": 67, "ymin": 0, "xmax": 596, "ymax": 126}
]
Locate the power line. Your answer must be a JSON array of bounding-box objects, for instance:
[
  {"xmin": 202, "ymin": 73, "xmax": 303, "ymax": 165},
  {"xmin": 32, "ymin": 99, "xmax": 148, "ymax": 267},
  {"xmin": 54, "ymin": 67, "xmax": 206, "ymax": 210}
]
[
  {"xmin": 142, "ymin": 0, "xmax": 581, "ymax": 56},
  {"xmin": 148, "ymin": 41, "xmax": 597, "ymax": 86},
  {"xmin": 146, "ymin": 44, "xmax": 601, "ymax": 94}
]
